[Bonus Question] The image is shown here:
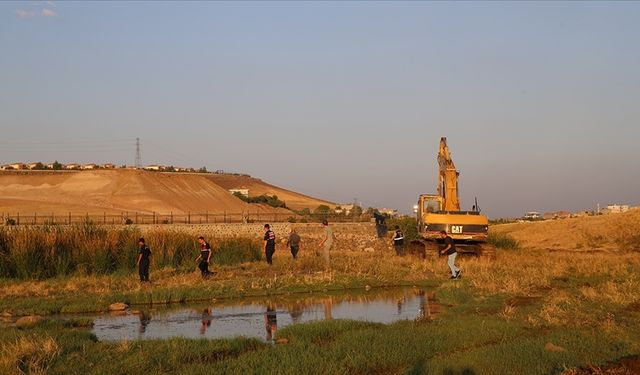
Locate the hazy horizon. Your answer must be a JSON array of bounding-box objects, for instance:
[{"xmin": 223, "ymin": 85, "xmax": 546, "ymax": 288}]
[{"xmin": 1, "ymin": 1, "xmax": 639, "ymax": 218}]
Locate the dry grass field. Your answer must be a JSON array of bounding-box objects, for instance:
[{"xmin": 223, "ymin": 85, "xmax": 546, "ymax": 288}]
[
  {"xmin": 1, "ymin": 211, "xmax": 639, "ymax": 374},
  {"xmin": 491, "ymin": 209, "xmax": 640, "ymax": 251}
]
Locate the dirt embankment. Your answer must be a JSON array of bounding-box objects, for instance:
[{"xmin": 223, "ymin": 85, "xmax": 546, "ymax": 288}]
[
  {"xmin": 491, "ymin": 209, "xmax": 640, "ymax": 251},
  {"xmin": 0, "ymin": 170, "xmax": 333, "ymax": 215},
  {"xmin": 204, "ymin": 174, "xmax": 335, "ymax": 211}
]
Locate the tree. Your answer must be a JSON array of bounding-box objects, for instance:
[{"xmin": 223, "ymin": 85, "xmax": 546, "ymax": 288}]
[
  {"xmin": 197, "ymin": 166, "xmax": 208, "ymax": 173},
  {"xmin": 350, "ymin": 205, "xmax": 363, "ymax": 217},
  {"xmin": 52, "ymin": 161, "xmax": 63, "ymax": 170},
  {"xmin": 314, "ymin": 205, "xmax": 331, "ymax": 215}
]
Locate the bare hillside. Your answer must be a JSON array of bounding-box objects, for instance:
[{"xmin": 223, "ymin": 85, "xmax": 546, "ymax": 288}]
[
  {"xmin": 203, "ymin": 174, "xmax": 335, "ymax": 211},
  {"xmin": 0, "ymin": 170, "xmax": 304, "ymax": 215}
]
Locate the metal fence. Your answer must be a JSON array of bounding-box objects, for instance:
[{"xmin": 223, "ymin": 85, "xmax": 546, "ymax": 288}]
[{"xmin": 1, "ymin": 211, "xmax": 371, "ymax": 226}]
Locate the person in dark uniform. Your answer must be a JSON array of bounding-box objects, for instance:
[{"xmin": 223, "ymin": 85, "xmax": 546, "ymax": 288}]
[
  {"xmin": 195, "ymin": 236, "xmax": 213, "ymax": 278},
  {"xmin": 439, "ymin": 230, "xmax": 461, "ymax": 279},
  {"xmin": 263, "ymin": 224, "xmax": 276, "ymax": 265},
  {"xmin": 374, "ymin": 212, "xmax": 387, "ymax": 238},
  {"xmin": 136, "ymin": 237, "xmax": 151, "ymax": 282},
  {"xmin": 392, "ymin": 225, "xmax": 405, "ymax": 256},
  {"xmin": 286, "ymin": 228, "xmax": 302, "ymax": 259}
]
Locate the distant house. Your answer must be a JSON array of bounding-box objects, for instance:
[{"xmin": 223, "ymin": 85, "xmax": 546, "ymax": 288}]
[
  {"xmin": 335, "ymin": 204, "xmax": 355, "ymax": 215},
  {"xmin": 27, "ymin": 162, "xmax": 43, "ymax": 170},
  {"xmin": 174, "ymin": 167, "xmax": 194, "ymax": 172},
  {"xmin": 229, "ymin": 188, "xmax": 249, "ymax": 198},
  {"xmin": 542, "ymin": 211, "xmax": 570, "ymax": 220},
  {"xmin": 103, "ymin": 163, "xmax": 115, "ymax": 169},
  {"xmin": 523, "ymin": 212, "xmax": 541, "ymax": 220},
  {"xmin": 4, "ymin": 162, "xmax": 26, "ymax": 170},
  {"xmin": 82, "ymin": 164, "xmax": 97, "ymax": 170},
  {"xmin": 65, "ymin": 164, "xmax": 81, "ymax": 170},
  {"xmin": 377, "ymin": 208, "xmax": 399, "ymax": 217},
  {"xmin": 144, "ymin": 165, "xmax": 164, "ymax": 171},
  {"xmin": 605, "ymin": 204, "xmax": 630, "ymax": 214}
]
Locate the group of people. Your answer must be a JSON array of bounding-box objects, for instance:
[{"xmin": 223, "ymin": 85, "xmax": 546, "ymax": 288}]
[
  {"xmin": 135, "ymin": 220, "xmax": 336, "ymax": 282},
  {"xmin": 263, "ymin": 220, "xmax": 334, "ymax": 266},
  {"xmin": 137, "ymin": 221, "xmax": 461, "ymax": 283},
  {"xmin": 136, "ymin": 235, "xmax": 217, "ymax": 282}
]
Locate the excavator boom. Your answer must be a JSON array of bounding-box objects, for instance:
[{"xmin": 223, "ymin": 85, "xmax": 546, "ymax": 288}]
[{"xmin": 437, "ymin": 137, "xmax": 460, "ymax": 211}]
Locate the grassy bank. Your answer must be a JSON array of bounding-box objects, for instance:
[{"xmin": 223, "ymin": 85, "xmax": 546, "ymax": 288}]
[
  {"xmin": 2, "ymin": 225, "xmax": 640, "ymax": 374},
  {"xmin": 2, "ymin": 248, "xmax": 640, "ymax": 375}
]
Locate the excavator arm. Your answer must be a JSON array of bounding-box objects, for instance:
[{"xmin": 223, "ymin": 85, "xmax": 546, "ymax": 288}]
[{"xmin": 437, "ymin": 137, "xmax": 460, "ymax": 211}]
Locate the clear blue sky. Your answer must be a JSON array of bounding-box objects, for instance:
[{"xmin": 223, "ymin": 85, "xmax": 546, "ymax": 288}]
[{"xmin": 1, "ymin": 1, "xmax": 639, "ymax": 218}]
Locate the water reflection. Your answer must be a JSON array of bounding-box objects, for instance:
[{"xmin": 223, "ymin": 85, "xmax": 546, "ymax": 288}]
[
  {"xmin": 200, "ymin": 308, "xmax": 213, "ymax": 335},
  {"xmin": 93, "ymin": 288, "xmax": 441, "ymax": 342},
  {"xmin": 264, "ymin": 303, "xmax": 278, "ymax": 342}
]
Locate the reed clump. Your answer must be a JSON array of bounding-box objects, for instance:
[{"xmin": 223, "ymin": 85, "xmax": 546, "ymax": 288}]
[{"xmin": 0, "ymin": 225, "xmax": 262, "ymax": 280}]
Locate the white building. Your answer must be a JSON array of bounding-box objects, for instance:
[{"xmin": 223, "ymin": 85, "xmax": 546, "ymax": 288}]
[
  {"xmin": 605, "ymin": 204, "xmax": 630, "ymax": 214},
  {"xmin": 524, "ymin": 212, "xmax": 541, "ymax": 219}
]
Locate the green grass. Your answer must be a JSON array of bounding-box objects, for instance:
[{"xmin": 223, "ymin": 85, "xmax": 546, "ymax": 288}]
[
  {"xmin": 487, "ymin": 232, "xmax": 519, "ymax": 250},
  {"xmin": 2, "ymin": 288, "xmax": 638, "ymax": 375}
]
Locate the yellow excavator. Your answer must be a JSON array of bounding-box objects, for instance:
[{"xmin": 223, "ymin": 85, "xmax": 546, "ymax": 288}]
[{"xmin": 415, "ymin": 137, "xmax": 493, "ymax": 257}]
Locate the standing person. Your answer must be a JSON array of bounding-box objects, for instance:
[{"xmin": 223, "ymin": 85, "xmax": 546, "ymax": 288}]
[
  {"xmin": 392, "ymin": 225, "xmax": 405, "ymax": 256},
  {"xmin": 263, "ymin": 224, "xmax": 276, "ymax": 265},
  {"xmin": 286, "ymin": 228, "xmax": 302, "ymax": 259},
  {"xmin": 374, "ymin": 212, "xmax": 387, "ymax": 238},
  {"xmin": 136, "ymin": 237, "xmax": 151, "ymax": 283},
  {"xmin": 195, "ymin": 236, "xmax": 213, "ymax": 278},
  {"xmin": 318, "ymin": 220, "xmax": 334, "ymax": 268},
  {"xmin": 439, "ymin": 230, "xmax": 461, "ymax": 279}
]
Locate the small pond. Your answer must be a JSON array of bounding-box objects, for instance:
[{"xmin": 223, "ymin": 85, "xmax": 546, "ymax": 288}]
[{"xmin": 92, "ymin": 287, "xmax": 442, "ymax": 342}]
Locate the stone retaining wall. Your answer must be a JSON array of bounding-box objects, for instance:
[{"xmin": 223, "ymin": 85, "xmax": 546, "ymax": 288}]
[{"xmin": 137, "ymin": 223, "xmax": 390, "ymax": 252}]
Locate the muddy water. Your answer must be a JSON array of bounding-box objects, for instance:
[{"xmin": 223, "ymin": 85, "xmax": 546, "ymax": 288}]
[{"xmin": 93, "ymin": 288, "xmax": 441, "ymax": 342}]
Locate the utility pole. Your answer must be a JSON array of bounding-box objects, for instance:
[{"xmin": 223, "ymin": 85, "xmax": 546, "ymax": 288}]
[{"xmin": 135, "ymin": 138, "xmax": 142, "ymax": 169}]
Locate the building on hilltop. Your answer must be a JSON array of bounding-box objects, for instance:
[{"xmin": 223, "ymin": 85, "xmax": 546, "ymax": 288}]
[
  {"xmin": 542, "ymin": 211, "xmax": 571, "ymax": 220},
  {"xmin": 144, "ymin": 165, "xmax": 165, "ymax": 171},
  {"xmin": 103, "ymin": 163, "xmax": 115, "ymax": 169},
  {"xmin": 82, "ymin": 164, "xmax": 97, "ymax": 170},
  {"xmin": 602, "ymin": 204, "xmax": 630, "ymax": 214},
  {"xmin": 65, "ymin": 164, "xmax": 81, "ymax": 170},
  {"xmin": 1, "ymin": 162, "xmax": 26, "ymax": 170},
  {"xmin": 377, "ymin": 208, "xmax": 399, "ymax": 217}
]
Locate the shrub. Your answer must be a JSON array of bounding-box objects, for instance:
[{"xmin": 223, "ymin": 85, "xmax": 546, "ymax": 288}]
[
  {"xmin": 386, "ymin": 217, "xmax": 419, "ymax": 242},
  {"xmin": 487, "ymin": 232, "xmax": 519, "ymax": 250},
  {"xmin": 212, "ymin": 238, "xmax": 262, "ymax": 265},
  {"xmin": 287, "ymin": 217, "xmax": 297, "ymax": 223},
  {"xmin": 5, "ymin": 218, "xmax": 16, "ymax": 226}
]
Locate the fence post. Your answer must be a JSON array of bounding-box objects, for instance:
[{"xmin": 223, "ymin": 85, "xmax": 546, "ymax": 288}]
[
  {"xmin": 205, "ymin": 211, "xmax": 208, "ymax": 223},
  {"xmin": 170, "ymin": 211, "xmax": 173, "ymax": 224},
  {"xmin": 68, "ymin": 212, "xmax": 71, "ymax": 225},
  {"xmin": 224, "ymin": 211, "xmax": 226, "ymax": 223},
  {"xmin": 188, "ymin": 211, "xmax": 191, "ymax": 224},
  {"xmin": 135, "ymin": 212, "xmax": 138, "ymax": 224},
  {"xmin": 17, "ymin": 212, "xmax": 20, "ymax": 225}
]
